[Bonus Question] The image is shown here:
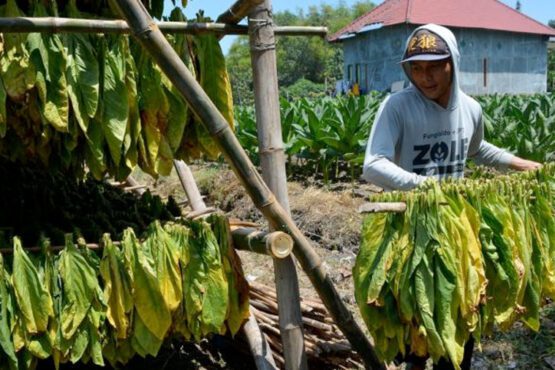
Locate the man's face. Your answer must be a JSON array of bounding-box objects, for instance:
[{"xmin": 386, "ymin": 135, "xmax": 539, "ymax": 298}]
[{"xmin": 408, "ymin": 59, "xmax": 452, "ymax": 108}]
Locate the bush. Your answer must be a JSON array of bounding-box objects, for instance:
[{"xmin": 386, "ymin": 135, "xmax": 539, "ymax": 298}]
[{"xmin": 280, "ymin": 78, "xmax": 327, "ymax": 100}]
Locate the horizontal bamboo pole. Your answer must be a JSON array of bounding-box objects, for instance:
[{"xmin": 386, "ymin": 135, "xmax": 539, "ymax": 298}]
[
  {"xmin": 0, "ymin": 17, "xmax": 327, "ymax": 36},
  {"xmin": 0, "ymin": 243, "xmax": 103, "ymax": 254},
  {"xmin": 0, "ymin": 227, "xmax": 282, "ymax": 255},
  {"xmin": 358, "ymin": 202, "xmax": 407, "ymax": 213},
  {"xmin": 124, "ymin": 175, "xmax": 147, "ymax": 195},
  {"xmin": 114, "ymin": 1, "xmax": 384, "ymax": 368},
  {"xmin": 232, "ymin": 227, "xmax": 294, "ymax": 259}
]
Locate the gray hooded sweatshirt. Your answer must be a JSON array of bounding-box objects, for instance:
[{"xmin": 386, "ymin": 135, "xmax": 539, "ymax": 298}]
[{"xmin": 362, "ymin": 24, "xmax": 514, "ymax": 191}]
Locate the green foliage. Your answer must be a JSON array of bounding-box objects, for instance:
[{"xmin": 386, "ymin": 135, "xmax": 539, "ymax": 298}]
[
  {"xmin": 234, "ymin": 104, "xmax": 259, "ymax": 164},
  {"xmin": 227, "ymin": 1, "xmax": 376, "ymax": 104},
  {"xmin": 225, "ymin": 38, "xmax": 253, "ymax": 106},
  {"xmin": 476, "ymin": 94, "xmax": 555, "ymax": 162},
  {"xmin": 235, "ymin": 93, "xmax": 384, "ymax": 183},
  {"xmin": 280, "ymin": 78, "xmax": 326, "ymax": 100}
]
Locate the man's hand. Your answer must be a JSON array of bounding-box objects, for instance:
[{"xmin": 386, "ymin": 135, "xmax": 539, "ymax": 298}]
[{"xmin": 509, "ymin": 156, "xmax": 542, "ymax": 171}]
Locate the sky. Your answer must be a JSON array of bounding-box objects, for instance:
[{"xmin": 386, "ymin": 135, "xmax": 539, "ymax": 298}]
[{"xmin": 163, "ymin": 0, "xmax": 555, "ymax": 54}]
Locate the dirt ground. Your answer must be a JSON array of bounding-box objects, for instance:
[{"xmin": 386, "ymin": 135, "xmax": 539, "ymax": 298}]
[{"xmin": 136, "ymin": 163, "xmax": 555, "ymax": 370}]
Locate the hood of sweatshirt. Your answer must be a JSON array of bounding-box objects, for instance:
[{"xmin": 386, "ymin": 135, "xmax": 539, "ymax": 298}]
[{"xmin": 401, "ymin": 24, "xmax": 460, "ymax": 111}]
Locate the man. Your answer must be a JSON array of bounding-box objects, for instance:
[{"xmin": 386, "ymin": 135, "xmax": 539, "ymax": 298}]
[
  {"xmin": 362, "ymin": 24, "xmax": 541, "ymax": 370},
  {"xmin": 362, "ymin": 23, "xmax": 540, "ymax": 191}
]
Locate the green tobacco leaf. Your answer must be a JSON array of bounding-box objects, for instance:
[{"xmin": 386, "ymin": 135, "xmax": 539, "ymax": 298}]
[
  {"xmin": 0, "ymin": 254, "xmax": 18, "ymax": 369},
  {"xmin": 0, "ymin": 0, "xmax": 36, "ymax": 101},
  {"xmin": 123, "ymin": 44, "xmax": 141, "ymax": 171},
  {"xmin": 131, "ymin": 314, "xmax": 163, "ymax": 357},
  {"xmin": 27, "ymin": 3, "xmax": 69, "ymax": 133},
  {"xmin": 0, "ymin": 79, "xmax": 7, "ymax": 137},
  {"xmin": 12, "ymin": 237, "xmax": 53, "ymax": 335},
  {"xmin": 134, "ymin": 45, "xmax": 169, "ymax": 173},
  {"xmin": 100, "ymin": 234, "xmax": 133, "ymax": 339},
  {"xmin": 122, "ymin": 228, "xmax": 171, "ymax": 341},
  {"xmin": 185, "ymin": 220, "xmax": 229, "ymax": 339},
  {"xmin": 102, "ymin": 35, "xmax": 129, "ymax": 166},
  {"xmin": 193, "ymin": 32, "xmax": 234, "ymax": 159},
  {"xmin": 208, "ymin": 214, "xmax": 250, "ymax": 336},
  {"xmin": 64, "ymin": 1, "xmax": 99, "ymax": 135},
  {"xmin": 84, "ymin": 37, "xmax": 107, "ymax": 179},
  {"xmin": 58, "ymin": 236, "xmax": 97, "ymax": 339},
  {"xmin": 146, "ymin": 222, "xmax": 182, "ymax": 312}
]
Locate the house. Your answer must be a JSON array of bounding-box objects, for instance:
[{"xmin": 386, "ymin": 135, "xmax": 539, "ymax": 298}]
[{"xmin": 328, "ymin": 0, "xmax": 555, "ymax": 94}]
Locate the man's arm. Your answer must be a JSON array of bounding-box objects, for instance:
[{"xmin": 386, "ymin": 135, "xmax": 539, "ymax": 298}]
[
  {"xmin": 508, "ymin": 156, "xmax": 542, "ymax": 171},
  {"xmin": 362, "ymin": 97, "xmax": 427, "ymax": 191},
  {"xmin": 363, "ymin": 155, "xmax": 428, "ymax": 191}
]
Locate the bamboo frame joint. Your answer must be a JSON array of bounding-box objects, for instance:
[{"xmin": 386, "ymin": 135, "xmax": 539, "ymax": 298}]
[
  {"xmin": 265, "ymin": 231, "xmax": 293, "ymax": 259},
  {"xmin": 135, "ymin": 22, "xmax": 158, "ymax": 39}
]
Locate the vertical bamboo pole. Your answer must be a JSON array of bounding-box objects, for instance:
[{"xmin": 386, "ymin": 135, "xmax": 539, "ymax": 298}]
[
  {"xmin": 172, "ymin": 159, "xmax": 277, "ymax": 370},
  {"xmin": 248, "ymin": 2, "xmax": 307, "ymax": 370},
  {"xmin": 114, "ymin": 2, "xmax": 385, "ymax": 368},
  {"xmin": 173, "ymin": 160, "xmax": 207, "ymax": 212}
]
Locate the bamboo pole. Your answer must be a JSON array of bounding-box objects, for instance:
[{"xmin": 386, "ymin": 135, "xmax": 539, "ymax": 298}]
[
  {"xmin": 112, "ymin": 2, "xmax": 385, "ymax": 368},
  {"xmin": 358, "ymin": 202, "xmax": 407, "ymax": 213},
  {"xmin": 0, "ymin": 17, "xmax": 326, "ymax": 36},
  {"xmin": 243, "ymin": 309, "xmax": 279, "ymax": 370},
  {"xmin": 217, "ymin": 0, "xmax": 265, "ymax": 24},
  {"xmin": 248, "ymin": 1, "xmax": 307, "ymax": 369},
  {"xmin": 232, "ymin": 227, "xmax": 293, "ymax": 258},
  {"xmin": 173, "ymin": 160, "xmax": 206, "ymax": 212},
  {"xmin": 0, "ymin": 243, "xmax": 103, "ymax": 254},
  {"xmin": 171, "ymin": 160, "xmax": 276, "ymax": 370},
  {"xmin": 0, "ymin": 229, "xmax": 287, "ymax": 255},
  {"xmin": 124, "ymin": 175, "xmax": 147, "ymax": 195}
]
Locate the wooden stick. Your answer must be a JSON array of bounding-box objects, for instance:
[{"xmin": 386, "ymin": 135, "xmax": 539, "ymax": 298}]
[
  {"xmin": 251, "ymin": 296, "xmax": 280, "ymax": 313},
  {"xmin": 173, "ymin": 160, "xmax": 206, "ymax": 212},
  {"xmin": 358, "ymin": 202, "xmax": 407, "ymax": 213},
  {"xmin": 113, "ymin": 2, "xmax": 385, "ymax": 369},
  {"xmin": 250, "ymin": 282, "xmax": 327, "ymax": 314},
  {"xmin": 0, "ymin": 17, "xmax": 326, "ymax": 36}
]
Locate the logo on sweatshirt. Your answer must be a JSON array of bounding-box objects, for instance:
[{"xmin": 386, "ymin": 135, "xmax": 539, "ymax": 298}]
[{"xmin": 412, "ymin": 137, "xmax": 468, "ymax": 176}]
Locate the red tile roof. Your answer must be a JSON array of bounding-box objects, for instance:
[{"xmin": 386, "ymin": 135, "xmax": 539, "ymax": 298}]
[{"xmin": 328, "ymin": 0, "xmax": 555, "ymax": 41}]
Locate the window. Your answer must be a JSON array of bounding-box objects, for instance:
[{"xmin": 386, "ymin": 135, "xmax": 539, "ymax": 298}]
[
  {"xmin": 347, "ymin": 65, "xmax": 353, "ymax": 81},
  {"xmin": 355, "ymin": 64, "xmax": 361, "ymax": 84}
]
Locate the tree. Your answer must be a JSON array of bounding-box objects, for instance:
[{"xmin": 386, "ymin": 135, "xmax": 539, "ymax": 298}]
[
  {"xmin": 226, "ymin": 38, "xmax": 254, "ymax": 105},
  {"xmin": 226, "ymin": 1, "xmax": 376, "ymax": 104}
]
